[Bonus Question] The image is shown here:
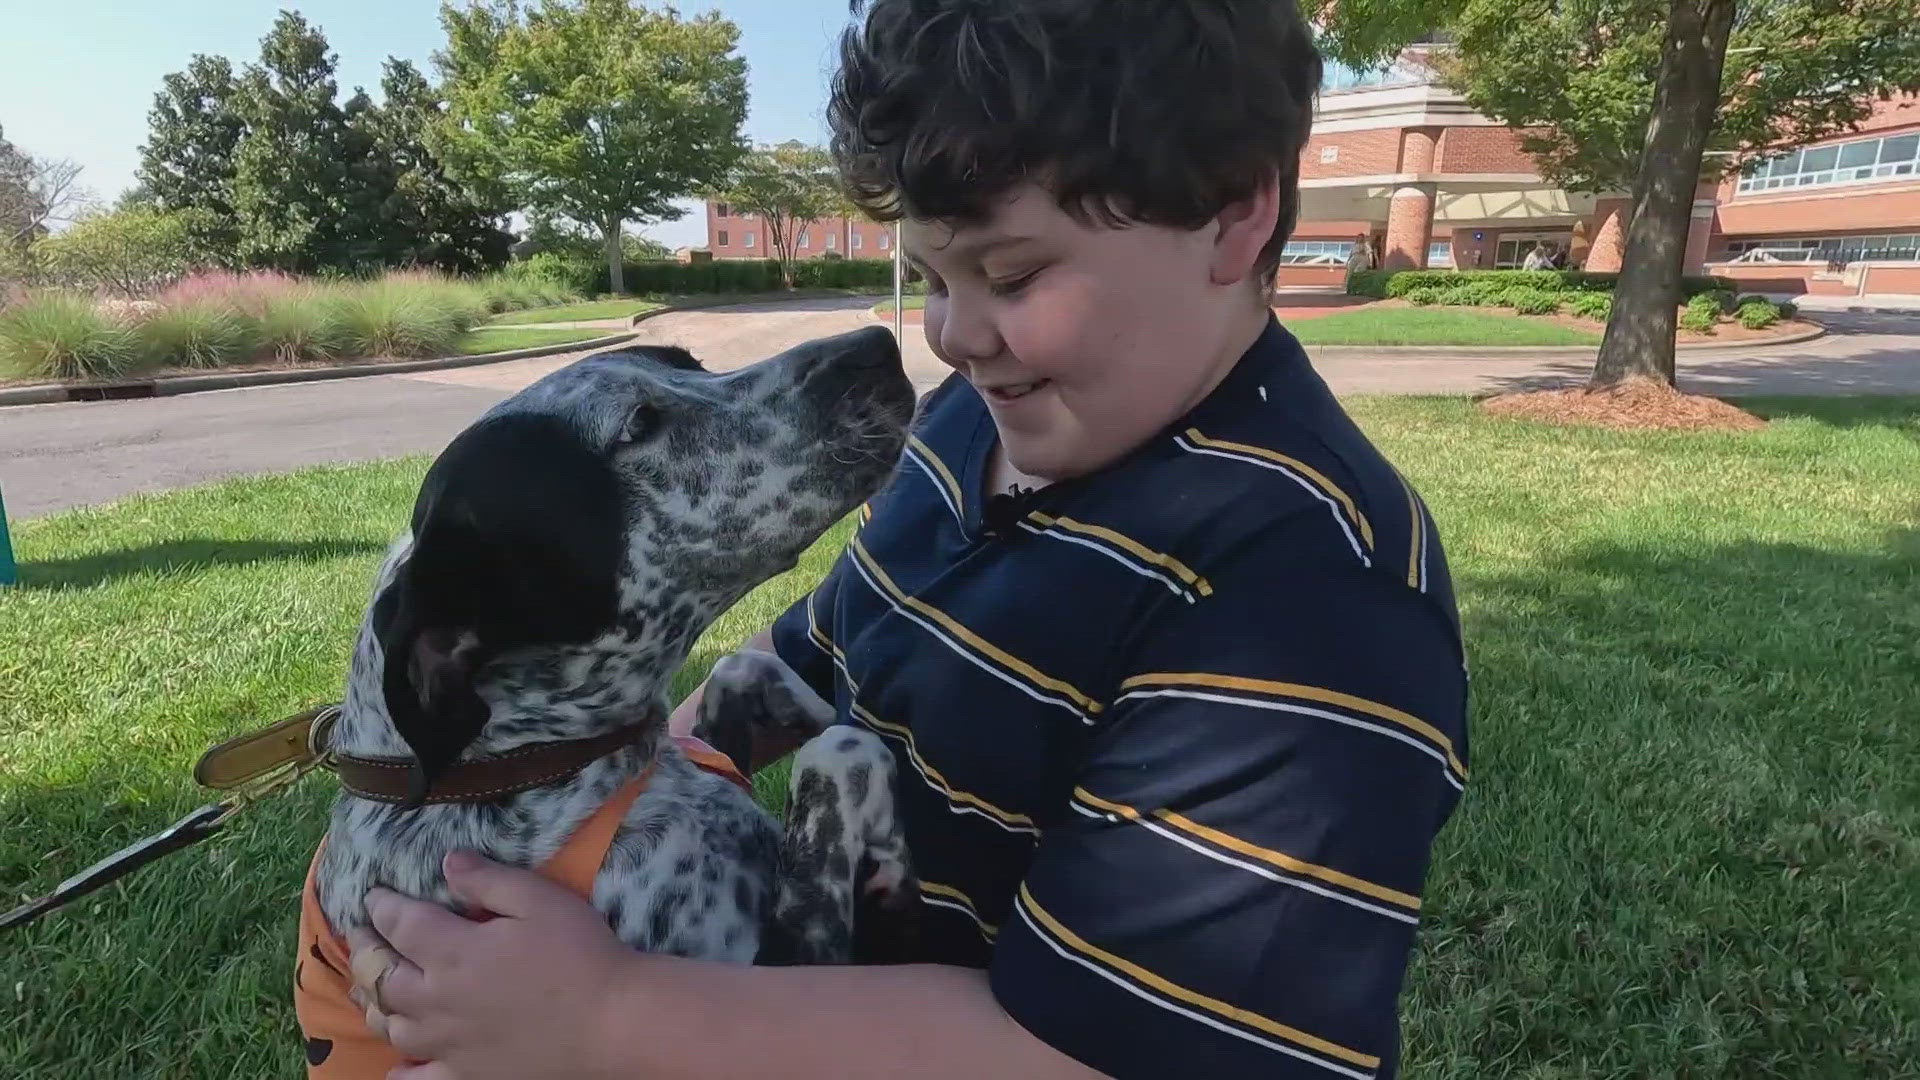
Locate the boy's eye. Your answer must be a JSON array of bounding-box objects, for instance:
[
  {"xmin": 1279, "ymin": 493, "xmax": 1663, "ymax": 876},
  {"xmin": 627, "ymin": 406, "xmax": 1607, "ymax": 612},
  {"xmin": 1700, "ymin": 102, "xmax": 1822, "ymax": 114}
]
[{"xmin": 987, "ymin": 267, "xmax": 1042, "ymax": 297}]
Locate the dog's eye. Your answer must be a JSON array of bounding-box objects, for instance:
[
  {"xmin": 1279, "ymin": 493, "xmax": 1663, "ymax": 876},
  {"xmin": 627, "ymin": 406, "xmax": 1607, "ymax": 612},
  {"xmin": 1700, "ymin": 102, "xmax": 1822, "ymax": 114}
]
[{"xmin": 618, "ymin": 403, "xmax": 663, "ymax": 445}]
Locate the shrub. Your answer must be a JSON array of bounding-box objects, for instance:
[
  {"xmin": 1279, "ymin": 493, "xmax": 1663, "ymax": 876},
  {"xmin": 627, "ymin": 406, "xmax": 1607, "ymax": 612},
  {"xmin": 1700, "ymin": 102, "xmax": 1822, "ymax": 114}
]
[
  {"xmin": 132, "ymin": 299, "xmax": 257, "ymax": 368},
  {"xmin": 253, "ymin": 286, "xmax": 351, "ymax": 362},
  {"xmin": 1503, "ymin": 287, "xmax": 1563, "ymax": 315},
  {"xmin": 1679, "ymin": 307, "xmax": 1719, "ymax": 335},
  {"xmin": 1356, "ymin": 269, "xmax": 1735, "ymax": 304},
  {"xmin": 32, "ymin": 208, "xmax": 194, "ymax": 297},
  {"xmin": 512, "ymin": 252, "xmax": 600, "ymax": 297},
  {"xmin": 603, "ymin": 258, "xmax": 895, "ymax": 296},
  {"xmin": 0, "ymin": 291, "xmax": 142, "ymax": 381},
  {"xmin": 1568, "ymin": 292, "xmax": 1613, "ymax": 321},
  {"xmin": 1344, "ymin": 269, "xmax": 1393, "ymax": 298},
  {"xmin": 1438, "ymin": 286, "xmax": 1479, "ymax": 306},
  {"xmin": 1737, "ymin": 300, "xmax": 1782, "ymax": 330},
  {"xmin": 1776, "ymin": 300, "xmax": 1799, "ymax": 321},
  {"xmin": 1405, "ymin": 286, "xmax": 1443, "ymax": 306},
  {"xmin": 1685, "ymin": 291, "xmax": 1724, "ymax": 321},
  {"xmin": 333, "ymin": 276, "xmax": 479, "ymax": 359}
]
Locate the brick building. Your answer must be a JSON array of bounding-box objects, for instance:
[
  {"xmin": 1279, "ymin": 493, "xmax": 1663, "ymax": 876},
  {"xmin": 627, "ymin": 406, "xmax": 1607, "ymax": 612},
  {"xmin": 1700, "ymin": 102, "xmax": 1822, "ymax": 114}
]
[
  {"xmin": 704, "ymin": 202, "xmax": 895, "ymax": 260},
  {"xmin": 1287, "ymin": 48, "xmax": 1920, "ymax": 298},
  {"xmin": 702, "ymin": 49, "xmax": 1920, "ymax": 298}
]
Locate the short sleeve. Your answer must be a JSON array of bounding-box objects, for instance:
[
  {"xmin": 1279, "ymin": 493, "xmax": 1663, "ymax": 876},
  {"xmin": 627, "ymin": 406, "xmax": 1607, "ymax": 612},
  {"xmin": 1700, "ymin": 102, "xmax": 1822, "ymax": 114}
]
[
  {"xmin": 989, "ymin": 514, "xmax": 1468, "ymax": 1080},
  {"xmin": 768, "ymin": 545, "xmax": 852, "ymax": 702}
]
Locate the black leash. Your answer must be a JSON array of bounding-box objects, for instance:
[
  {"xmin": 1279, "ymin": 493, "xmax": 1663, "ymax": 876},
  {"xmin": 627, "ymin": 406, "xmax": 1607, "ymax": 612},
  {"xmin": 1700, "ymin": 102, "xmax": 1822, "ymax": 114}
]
[
  {"xmin": 0, "ymin": 804, "xmax": 231, "ymax": 931},
  {"xmin": 1, "ymin": 705, "xmax": 338, "ymax": 934}
]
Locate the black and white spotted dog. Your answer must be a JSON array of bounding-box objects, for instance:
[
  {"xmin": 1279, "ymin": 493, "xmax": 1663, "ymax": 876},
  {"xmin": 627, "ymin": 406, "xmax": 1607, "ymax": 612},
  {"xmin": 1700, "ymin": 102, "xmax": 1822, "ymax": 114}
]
[{"xmin": 315, "ymin": 325, "xmax": 916, "ymax": 965}]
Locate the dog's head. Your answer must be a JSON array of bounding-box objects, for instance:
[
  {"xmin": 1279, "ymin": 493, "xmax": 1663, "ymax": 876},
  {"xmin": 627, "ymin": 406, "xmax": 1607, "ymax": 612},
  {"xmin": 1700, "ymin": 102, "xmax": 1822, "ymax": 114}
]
[{"xmin": 367, "ymin": 326, "xmax": 913, "ymax": 805}]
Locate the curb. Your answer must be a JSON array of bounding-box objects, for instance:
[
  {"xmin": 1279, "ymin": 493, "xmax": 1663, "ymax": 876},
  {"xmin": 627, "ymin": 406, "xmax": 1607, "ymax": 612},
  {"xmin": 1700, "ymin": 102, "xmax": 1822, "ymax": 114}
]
[{"xmin": 0, "ymin": 332, "xmax": 640, "ymax": 407}]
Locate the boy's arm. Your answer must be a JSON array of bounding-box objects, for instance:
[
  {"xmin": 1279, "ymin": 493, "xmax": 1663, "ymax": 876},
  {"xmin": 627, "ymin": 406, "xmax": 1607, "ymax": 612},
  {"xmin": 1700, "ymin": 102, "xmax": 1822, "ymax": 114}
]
[{"xmin": 988, "ymin": 513, "xmax": 1469, "ymax": 1078}]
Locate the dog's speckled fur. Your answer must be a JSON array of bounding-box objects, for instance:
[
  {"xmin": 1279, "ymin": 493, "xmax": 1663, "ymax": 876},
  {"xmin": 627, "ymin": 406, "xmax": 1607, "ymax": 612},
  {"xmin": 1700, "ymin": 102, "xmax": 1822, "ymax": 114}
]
[{"xmin": 314, "ymin": 327, "xmax": 914, "ymax": 967}]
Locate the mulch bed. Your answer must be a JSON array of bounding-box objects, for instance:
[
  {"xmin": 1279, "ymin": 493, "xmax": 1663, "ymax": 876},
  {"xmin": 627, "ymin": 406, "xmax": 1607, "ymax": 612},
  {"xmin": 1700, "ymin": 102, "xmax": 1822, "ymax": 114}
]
[{"xmin": 1480, "ymin": 377, "xmax": 1768, "ymax": 432}]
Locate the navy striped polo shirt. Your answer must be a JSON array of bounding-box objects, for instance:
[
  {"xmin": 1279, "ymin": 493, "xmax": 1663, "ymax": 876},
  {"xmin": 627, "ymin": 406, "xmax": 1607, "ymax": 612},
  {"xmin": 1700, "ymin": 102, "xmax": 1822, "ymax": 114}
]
[{"xmin": 771, "ymin": 316, "xmax": 1468, "ymax": 1079}]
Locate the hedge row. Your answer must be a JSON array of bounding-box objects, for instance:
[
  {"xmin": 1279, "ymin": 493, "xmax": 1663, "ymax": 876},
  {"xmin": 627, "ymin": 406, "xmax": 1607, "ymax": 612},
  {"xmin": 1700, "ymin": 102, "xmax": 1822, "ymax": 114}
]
[
  {"xmin": 1346, "ymin": 269, "xmax": 1738, "ymax": 301},
  {"xmin": 593, "ymin": 258, "xmax": 898, "ymax": 296}
]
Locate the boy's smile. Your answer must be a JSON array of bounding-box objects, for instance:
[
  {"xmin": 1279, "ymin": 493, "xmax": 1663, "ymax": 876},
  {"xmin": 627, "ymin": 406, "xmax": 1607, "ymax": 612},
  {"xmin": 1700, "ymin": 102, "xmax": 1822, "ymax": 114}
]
[{"xmin": 904, "ymin": 183, "xmax": 1275, "ymax": 483}]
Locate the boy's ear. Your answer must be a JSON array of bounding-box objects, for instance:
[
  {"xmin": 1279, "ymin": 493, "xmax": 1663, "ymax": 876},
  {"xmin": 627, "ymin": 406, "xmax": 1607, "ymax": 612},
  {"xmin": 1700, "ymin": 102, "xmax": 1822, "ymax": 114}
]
[{"xmin": 1210, "ymin": 171, "xmax": 1283, "ymax": 287}]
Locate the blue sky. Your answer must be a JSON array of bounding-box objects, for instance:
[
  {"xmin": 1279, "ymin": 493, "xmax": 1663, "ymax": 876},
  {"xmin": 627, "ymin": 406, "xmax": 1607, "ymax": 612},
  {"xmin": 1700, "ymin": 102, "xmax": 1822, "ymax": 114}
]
[{"xmin": 0, "ymin": 0, "xmax": 859, "ymax": 249}]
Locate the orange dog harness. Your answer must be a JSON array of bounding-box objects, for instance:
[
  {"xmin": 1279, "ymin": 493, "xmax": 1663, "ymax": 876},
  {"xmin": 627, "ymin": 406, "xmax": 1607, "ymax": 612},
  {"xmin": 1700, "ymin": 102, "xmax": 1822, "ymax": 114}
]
[{"xmin": 294, "ymin": 736, "xmax": 748, "ymax": 1077}]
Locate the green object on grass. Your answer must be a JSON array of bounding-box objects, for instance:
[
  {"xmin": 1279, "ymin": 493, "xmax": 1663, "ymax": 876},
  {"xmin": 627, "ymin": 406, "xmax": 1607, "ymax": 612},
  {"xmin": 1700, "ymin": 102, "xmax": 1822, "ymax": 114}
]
[{"xmin": 0, "ymin": 485, "xmax": 14, "ymax": 586}]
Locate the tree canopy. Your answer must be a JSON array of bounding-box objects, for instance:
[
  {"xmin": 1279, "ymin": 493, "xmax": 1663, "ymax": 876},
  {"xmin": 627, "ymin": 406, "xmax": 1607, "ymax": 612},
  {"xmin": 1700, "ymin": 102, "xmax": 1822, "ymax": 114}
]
[{"xmin": 436, "ymin": 0, "xmax": 749, "ymax": 294}]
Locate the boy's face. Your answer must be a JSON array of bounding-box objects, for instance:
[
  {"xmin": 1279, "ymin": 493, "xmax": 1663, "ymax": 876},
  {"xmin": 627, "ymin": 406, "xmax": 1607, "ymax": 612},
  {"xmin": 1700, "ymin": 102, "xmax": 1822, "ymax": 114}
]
[{"xmin": 906, "ymin": 184, "xmax": 1267, "ymax": 481}]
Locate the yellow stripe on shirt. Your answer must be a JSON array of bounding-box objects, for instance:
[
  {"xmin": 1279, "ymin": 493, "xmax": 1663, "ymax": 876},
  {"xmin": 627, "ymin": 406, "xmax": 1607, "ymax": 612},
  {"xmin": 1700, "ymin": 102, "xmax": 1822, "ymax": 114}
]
[
  {"xmin": 1121, "ymin": 672, "xmax": 1466, "ymax": 781},
  {"xmin": 907, "ymin": 434, "xmax": 965, "ymax": 517},
  {"xmin": 1182, "ymin": 428, "xmax": 1375, "ymax": 550},
  {"xmin": 1027, "ymin": 511, "xmax": 1214, "ymax": 597},
  {"xmin": 1017, "ymin": 885, "xmax": 1381, "ymax": 1070},
  {"xmin": 1073, "ymin": 787, "xmax": 1420, "ymax": 912},
  {"xmin": 850, "ymin": 537, "xmax": 1103, "ymax": 716}
]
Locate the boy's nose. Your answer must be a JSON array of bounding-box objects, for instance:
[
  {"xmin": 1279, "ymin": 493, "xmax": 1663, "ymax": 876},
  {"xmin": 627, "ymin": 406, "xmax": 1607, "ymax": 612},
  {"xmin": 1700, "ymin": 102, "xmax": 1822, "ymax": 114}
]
[{"xmin": 933, "ymin": 296, "xmax": 1005, "ymax": 367}]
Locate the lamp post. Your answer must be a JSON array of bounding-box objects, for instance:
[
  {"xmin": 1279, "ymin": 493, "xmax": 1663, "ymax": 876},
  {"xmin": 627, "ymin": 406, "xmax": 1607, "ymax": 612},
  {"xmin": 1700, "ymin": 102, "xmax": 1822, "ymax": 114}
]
[{"xmin": 892, "ymin": 221, "xmax": 904, "ymax": 342}]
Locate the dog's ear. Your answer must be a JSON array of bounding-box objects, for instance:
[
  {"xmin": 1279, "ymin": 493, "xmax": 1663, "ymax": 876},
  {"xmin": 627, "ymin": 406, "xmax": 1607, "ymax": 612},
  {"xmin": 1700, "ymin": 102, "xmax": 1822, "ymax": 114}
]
[
  {"xmin": 372, "ymin": 582, "xmax": 495, "ymax": 810},
  {"xmin": 373, "ymin": 413, "xmax": 628, "ymax": 809}
]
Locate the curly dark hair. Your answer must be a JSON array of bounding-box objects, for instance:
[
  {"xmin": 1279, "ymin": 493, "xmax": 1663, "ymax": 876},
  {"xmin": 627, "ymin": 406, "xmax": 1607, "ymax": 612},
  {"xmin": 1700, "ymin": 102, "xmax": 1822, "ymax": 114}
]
[{"xmin": 829, "ymin": 0, "xmax": 1323, "ymax": 278}]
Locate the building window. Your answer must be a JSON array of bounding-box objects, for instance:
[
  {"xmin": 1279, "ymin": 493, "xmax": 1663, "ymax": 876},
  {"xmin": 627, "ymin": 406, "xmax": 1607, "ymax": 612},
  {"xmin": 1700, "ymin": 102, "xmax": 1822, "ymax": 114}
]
[
  {"xmin": 1737, "ymin": 132, "xmax": 1920, "ymax": 194},
  {"xmin": 826, "ymin": 233, "xmax": 838, "ymax": 250},
  {"xmin": 1277, "ymin": 239, "xmax": 1355, "ymax": 265},
  {"xmin": 714, "ymin": 203, "xmax": 730, "ymax": 218},
  {"xmin": 1722, "ymin": 233, "xmax": 1920, "ymax": 266},
  {"xmin": 799, "ymin": 233, "xmax": 809, "ymax": 248},
  {"xmin": 717, "ymin": 230, "xmax": 728, "ymax": 246},
  {"xmin": 1426, "ymin": 240, "xmax": 1454, "ymax": 268},
  {"xmin": 744, "ymin": 232, "xmax": 755, "ymax": 249},
  {"xmin": 878, "ymin": 233, "xmax": 890, "ymax": 250},
  {"xmin": 853, "ymin": 233, "xmax": 864, "ymax": 249}
]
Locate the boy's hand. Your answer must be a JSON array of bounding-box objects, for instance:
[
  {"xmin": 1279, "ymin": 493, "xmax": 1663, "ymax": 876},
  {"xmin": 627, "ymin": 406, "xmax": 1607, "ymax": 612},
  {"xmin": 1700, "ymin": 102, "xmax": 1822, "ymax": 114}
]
[{"xmin": 348, "ymin": 851, "xmax": 635, "ymax": 1080}]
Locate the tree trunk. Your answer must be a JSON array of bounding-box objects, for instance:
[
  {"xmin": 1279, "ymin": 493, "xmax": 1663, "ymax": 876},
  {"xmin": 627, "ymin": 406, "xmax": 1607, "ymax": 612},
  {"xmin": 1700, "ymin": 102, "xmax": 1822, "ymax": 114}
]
[
  {"xmin": 1589, "ymin": 0, "xmax": 1734, "ymax": 389},
  {"xmin": 604, "ymin": 220, "xmax": 624, "ymax": 296}
]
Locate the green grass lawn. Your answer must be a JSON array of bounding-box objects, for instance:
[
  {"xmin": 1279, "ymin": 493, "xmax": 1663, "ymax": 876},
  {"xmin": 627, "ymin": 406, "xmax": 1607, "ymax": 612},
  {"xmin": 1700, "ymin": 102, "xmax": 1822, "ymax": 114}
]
[
  {"xmin": 872, "ymin": 294, "xmax": 928, "ymax": 317},
  {"xmin": 5, "ymin": 398, "xmax": 1918, "ymax": 1076},
  {"xmin": 870, "ymin": 298, "xmax": 1603, "ymax": 347},
  {"xmin": 485, "ymin": 298, "xmax": 667, "ymax": 325},
  {"xmin": 1288, "ymin": 306, "xmax": 1603, "ymax": 346},
  {"xmin": 453, "ymin": 327, "xmax": 619, "ymax": 354}
]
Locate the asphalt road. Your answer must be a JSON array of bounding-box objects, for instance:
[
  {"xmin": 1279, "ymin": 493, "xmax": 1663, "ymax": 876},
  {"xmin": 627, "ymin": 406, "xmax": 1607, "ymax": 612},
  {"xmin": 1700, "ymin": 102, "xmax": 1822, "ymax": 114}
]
[{"xmin": 4, "ymin": 298, "xmax": 1917, "ymax": 520}]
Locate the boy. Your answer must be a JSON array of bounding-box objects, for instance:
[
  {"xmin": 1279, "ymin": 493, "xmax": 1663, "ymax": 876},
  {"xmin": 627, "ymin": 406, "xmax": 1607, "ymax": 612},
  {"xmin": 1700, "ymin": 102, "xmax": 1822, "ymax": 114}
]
[{"xmin": 350, "ymin": 3, "xmax": 1468, "ymax": 1077}]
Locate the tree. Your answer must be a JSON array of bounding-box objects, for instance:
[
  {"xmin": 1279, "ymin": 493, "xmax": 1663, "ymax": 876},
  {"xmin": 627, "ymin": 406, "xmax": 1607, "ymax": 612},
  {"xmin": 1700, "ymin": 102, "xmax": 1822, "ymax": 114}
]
[
  {"xmin": 227, "ymin": 11, "xmax": 367, "ymax": 271},
  {"xmin": 1, "ymin": 123, "xmax": 93, "ymax": 252},
  {"xmin": 706, "ymin": 142, "xmax": 840, "ymax": 287},
  {"xmin": 1307, "ymin": 0, "xmax": 1920, "ymax": 387},
  {"xmin": 437, "ymin": 0, "xmax": 749, "ymax": 294},
  {"xmin": 33, "ymin": 208, "xmax": 193, "ymax": 296},
  {"xmin": 351, "ymin": 59, "xmax": 514, "ymax": 273},
  {"xmin": 137, "ymin": 54, "xmax": 247, "ymax": 263}
]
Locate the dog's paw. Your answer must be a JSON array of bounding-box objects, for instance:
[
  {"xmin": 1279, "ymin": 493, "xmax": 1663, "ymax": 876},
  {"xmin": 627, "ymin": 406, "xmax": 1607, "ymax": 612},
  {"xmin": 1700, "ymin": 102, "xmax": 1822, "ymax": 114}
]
[{"xmin": 706, "ymin": 649, "xmax": 834, "ymax": 735}]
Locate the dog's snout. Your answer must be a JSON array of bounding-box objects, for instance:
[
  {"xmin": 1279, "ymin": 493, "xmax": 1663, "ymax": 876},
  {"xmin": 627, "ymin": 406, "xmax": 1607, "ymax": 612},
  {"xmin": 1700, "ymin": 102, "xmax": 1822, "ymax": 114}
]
[
  {"xmin": 803, "ymin": 325, "xmax": 901, "ymax": 379},
  {"xmin": 841, "ymin": 324, "xmax": 901, "ymax": 370}
]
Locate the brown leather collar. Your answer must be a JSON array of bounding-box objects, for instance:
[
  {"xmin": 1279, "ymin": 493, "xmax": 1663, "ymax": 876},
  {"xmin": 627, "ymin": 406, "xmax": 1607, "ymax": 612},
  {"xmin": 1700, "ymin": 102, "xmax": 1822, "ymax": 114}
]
[{"xmin": 335, "ymin": 720, "xmax": 657, "ymax": 805}]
